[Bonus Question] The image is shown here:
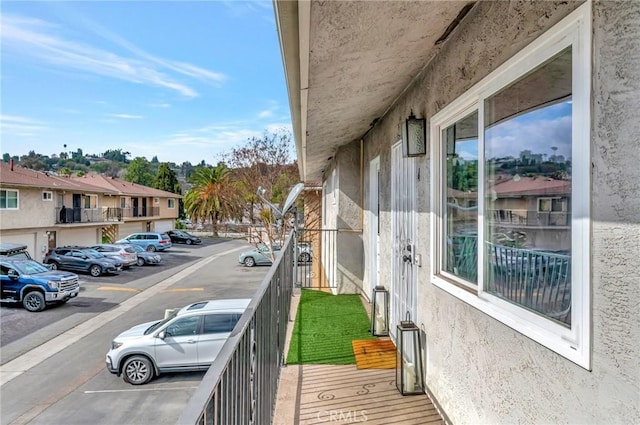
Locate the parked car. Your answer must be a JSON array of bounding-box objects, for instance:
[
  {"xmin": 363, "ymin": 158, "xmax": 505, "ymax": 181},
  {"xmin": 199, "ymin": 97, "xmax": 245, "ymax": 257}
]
[
  {"xmin": 0, "ymin": 258, "xmax": 80, "ymax": 312},
  {"xmin": 106, "ymin": 298, "xmax": 250, "ymax": 385},
  {"xmin": 297, "ymin": 242, "xmax": 312, "ymax": 263},
  {"xmin": 0, "ymin": 243, "xmax": 32, "ymax": 260},
  {"xmin": 166, "ymin": 230, "xmax": 201, "ymax": 245},
  {"xmin": 238, "ymin": 245, "xmax": 281, "ymax": 267},
  {"xmin": 44, "ymin": 247, "xmax": 121, "ymax": 277},
  {"xmin": 116, "ymin": 232, "xmax": 173, "ymax": 252},
  {"xmin": 80, "ymin": 248, "xmax": 126, "ymax": 271},
  {"xmin": 91, "ymin": 244, "xmax": 138, "ymax": 268},
  {"xmin": 125, "ymin": 244, "xmax": 162, "ymax": 267}
]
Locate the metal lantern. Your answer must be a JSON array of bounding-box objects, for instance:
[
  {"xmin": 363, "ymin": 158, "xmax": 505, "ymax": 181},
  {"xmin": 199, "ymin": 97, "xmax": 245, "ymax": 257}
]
[
  {"xmin": 403, "ymin": 110, "xmax": 427, "ymax": 157},
  {"xmin": 371, "ymin": 286, "xmax": 389, "ymax": 336},
  {"xmin": 395, "ymin": 315, "xmax": 425, "ymax": 395}
]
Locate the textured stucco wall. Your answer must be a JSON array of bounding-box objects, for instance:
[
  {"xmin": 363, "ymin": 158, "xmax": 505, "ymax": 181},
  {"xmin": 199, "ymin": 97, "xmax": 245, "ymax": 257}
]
[
  {"xmin": 354, "ymin": 0, "xmax": 640, "ymax": 423},
  {"xmin": 334, "ymin": 142, "xmax": 364, "ymax": 294},
  {"xmin": 0, "ymin": 187, "xmax": 56, "ymax": 229}
]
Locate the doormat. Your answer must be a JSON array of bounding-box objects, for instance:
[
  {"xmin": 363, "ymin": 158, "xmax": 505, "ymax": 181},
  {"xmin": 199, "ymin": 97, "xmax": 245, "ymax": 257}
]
[{"xmin": 352, "ymin": 339, "xmax": 396, "ymax": 369}]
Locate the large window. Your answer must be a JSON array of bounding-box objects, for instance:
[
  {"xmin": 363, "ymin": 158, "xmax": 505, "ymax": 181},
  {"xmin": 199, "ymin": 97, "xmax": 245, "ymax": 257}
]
[
  {"xmin": 0, "ymin": 190, "xmax": 18, "ymax": 209},
  {"xmin": 431, "ymin": 5, "xmax": 590, "ymax": 368}
]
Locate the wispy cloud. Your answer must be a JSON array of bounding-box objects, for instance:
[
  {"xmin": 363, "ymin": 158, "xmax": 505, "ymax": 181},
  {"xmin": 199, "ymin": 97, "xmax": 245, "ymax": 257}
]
[
  {"xmin": 0, "ymin": 115, "xmax": 48, "ymax": 136},
  {"xmin": 107, "ymin": 113, "xmax": 144, "ymax": 119},
  {"xmin": 0, "ymin": 13, "xmax": 227, "ymax": 98},
  {"xmin": 148, "ymin": 102, "xmax": 171, "ymax": 108}
]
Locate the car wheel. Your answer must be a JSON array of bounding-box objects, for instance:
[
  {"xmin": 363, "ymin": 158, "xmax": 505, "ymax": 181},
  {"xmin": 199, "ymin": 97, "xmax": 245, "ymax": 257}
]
[
  {"xmin": 89, "ymin": 264, "xmax": 102, "ymax": 277},
  {"xmin": 137, "ymin": 257, "xmax": 145, "ymax": 267},
  {"xmin": 244, "ymin": 257, "xmax": 256, "ymax": 267},
  {"xmin": 299, "ymin": 252, "xmax": 311, "ymax": 263},
  {"xmin": 147, "ymin": 245, "xmax": 156, "ymax": 252},
  {"xmin": 48, "ymin": 261, "xmax": 59, "ymax": 270},
  {"xmin": 122, "ymin": 355, "xmax": 154, "ymax": 385},
  {"xmin": 23, "ymin": 291, "xmax": 46, "ymax": 312},
  {"xmin": 186, "ymin": 239, "xmax": 192, "ymax": 245}
]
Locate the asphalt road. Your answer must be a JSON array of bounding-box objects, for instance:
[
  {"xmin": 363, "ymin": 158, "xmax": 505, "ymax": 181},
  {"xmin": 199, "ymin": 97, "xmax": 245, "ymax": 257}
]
[{"xmin": 0, "ymin": 238, "xmax": 269, "ymax": 425}]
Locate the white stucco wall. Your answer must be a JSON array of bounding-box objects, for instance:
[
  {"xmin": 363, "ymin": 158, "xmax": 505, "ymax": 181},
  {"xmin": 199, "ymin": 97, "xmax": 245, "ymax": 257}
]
[{"xmin": 355, "ymin": 1, "xmax": 639, "ymax": 423}]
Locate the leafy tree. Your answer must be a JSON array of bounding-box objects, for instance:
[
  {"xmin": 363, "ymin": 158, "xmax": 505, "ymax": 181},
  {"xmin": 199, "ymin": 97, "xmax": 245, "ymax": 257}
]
[
  {"xmin": 220, "ymin": 128, "xmax": 300, "ymax": 253},
  {"xmin": 154, "ymin": 163, "xmax": 181, "ymax": 193},
  {"xmin": 19, "ymin": 152, "xmax": 48, "ymax": 171},
  {"xmin": 221, "ymin": 128, "xmax": 298, "ymax": 223},
  {"xmin": 103, "ymin": 149, "xmax": 130, "ymax": 163},
  {"xmin": 123, "ymin": 157, "xmax": 154, "ymax": 187},
  {"xmin": 180, "ymin": 161, "xmax": 195, "ymax": 179},
  {"xmin": 71, "ymin": 148, "xmax": 84, "ymax": 162},
  {"xmin": 184, "ymin": 164, "xmax": 237, "ymax": 237},
  {"xmin": 3, "ymin": 153, "xmax": 10, "ymax": 163}
]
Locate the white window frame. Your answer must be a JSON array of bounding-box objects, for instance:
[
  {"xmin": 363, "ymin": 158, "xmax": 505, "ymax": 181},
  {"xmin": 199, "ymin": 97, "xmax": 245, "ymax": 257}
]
[
  {"xmin": 1, "ymin": 189, "xmax": 19, "ymax": 210},
  {"xmin": 167, "ymin": 198, "xmax": 175, "ymax": 209},
  {"xmin": 42, "ymin": 191, "xmax": 53, "ymax": 201},
  {"xmin": 120, "ymin": 197, "xmax": 127, "ymax": 209},
  {"xmin": 430, "ymin": 4, "xmax": 591, "ymax": 369}
]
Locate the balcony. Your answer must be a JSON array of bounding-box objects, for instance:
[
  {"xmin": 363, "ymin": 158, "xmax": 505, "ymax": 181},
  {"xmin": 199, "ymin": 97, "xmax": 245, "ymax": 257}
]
[
  {"xmin": 489, "ymin": 209, "xmax": 569, "ymax": 227},
  {"xmin": 55, "ymin": 207, "xmax": 122, "ymax": 224},
  {"xmin": 178, "ymin": 232, "xmax": 445, "ymax": 424},
  {"xmin": 121, "ymin": 206, "xmax": 160, "ymax": 218}
]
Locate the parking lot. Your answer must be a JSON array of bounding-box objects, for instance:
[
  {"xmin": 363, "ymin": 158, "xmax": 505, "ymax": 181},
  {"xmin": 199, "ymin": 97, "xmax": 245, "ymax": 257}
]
[
  {"xmin": 1, "ymin": 237, "xmax": 270, "ymax": 425},
  {"xmin": 0, "ymin": 238, "xmax": 243, "ymax": 349},
  {"xmin": 76, "ymin": 238, "xmax": 227, "ymax": 285}
]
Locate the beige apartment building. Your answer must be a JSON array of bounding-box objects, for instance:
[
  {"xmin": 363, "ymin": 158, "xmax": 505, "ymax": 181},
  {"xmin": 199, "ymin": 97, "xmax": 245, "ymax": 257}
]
[{"xmin": 0, "ymin": 161, "xmax": 180, "ymax": 261}]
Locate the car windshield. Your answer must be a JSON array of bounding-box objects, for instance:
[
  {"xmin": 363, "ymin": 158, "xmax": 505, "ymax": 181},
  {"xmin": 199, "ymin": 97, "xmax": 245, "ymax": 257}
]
[
  {"xmin": 161, "ymin": 234, "xmax": 171, "ymax": 241},
  {"xmin": 130, "ymin": 245, "xmax": 144, "ymax": 253},
  {"xmin": 10, "ymin": 260, "xmax": 50, "ymax": 274},
  {"xmin": 143, "ymin": 310, "xmax": 178, "ymax": 335}
]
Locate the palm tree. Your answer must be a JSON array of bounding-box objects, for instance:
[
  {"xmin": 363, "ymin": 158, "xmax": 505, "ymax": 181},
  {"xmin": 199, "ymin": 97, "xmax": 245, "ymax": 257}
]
[{"xmin": 184, "ymin": 164, "xmax": 237, "ymax": 237}]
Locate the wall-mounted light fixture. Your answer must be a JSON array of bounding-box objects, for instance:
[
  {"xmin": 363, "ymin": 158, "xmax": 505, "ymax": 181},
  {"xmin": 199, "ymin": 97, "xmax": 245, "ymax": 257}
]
[{"xmin": 402, "ymin": 110, "xmax": 427, "ymax": 157}]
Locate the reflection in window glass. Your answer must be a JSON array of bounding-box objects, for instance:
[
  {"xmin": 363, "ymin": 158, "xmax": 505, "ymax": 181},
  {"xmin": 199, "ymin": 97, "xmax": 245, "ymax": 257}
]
[
  {"xmin": 443, "ymin": 111, "xmax": 478, "ymax": 284},
  {"xmin": 484, "ymin": 47, "xmax": 572, "ymax": 326}
]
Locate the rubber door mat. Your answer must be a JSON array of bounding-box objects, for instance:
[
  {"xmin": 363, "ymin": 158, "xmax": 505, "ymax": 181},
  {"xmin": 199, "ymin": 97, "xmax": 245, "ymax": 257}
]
[{"xmin": 352, "ymin": 339, "xmax": 396, "ymax": 369}]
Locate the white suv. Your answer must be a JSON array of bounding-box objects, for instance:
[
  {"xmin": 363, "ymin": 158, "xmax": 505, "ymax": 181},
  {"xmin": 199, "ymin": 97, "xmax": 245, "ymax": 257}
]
[{"xmin": 106, "ymin": 299, "xmax": 249, "ymax": 385}]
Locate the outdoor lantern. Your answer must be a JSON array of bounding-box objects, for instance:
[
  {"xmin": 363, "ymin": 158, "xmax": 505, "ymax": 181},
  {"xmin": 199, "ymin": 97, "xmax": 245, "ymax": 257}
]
[
  {"xmin": 403, "ymin": 110, "xmax": 427, "ymax": 157},
  {"xmin": 371, "ymin": 285, "xmax": 389, "ymax": 336},
  {"xmin": 396, "ymin": 315, "xmax": 425, "ymax": 396}
]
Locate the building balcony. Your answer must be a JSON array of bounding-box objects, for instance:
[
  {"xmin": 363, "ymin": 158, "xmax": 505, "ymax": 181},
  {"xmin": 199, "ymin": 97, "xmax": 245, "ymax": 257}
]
[
  {"xmin": 121, "ymin": 206, "xmax": 160, "ymax": 219},
  {"xmin": 55, "ymin": 207, "xmax": 123, "ymax": 224},
  {"xmin": 178, "ymin": 232, "xmax": 445, "ymax": 425},
  {"xmin": 489, "ymin": 209, "xmax": 569, "ymax": 227}
]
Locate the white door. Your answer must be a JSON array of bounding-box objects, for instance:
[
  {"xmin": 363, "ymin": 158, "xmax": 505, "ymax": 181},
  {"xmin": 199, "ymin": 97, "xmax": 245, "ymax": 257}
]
[
  {"xmin": 155, "ymin": 316, "xmax": 200, "ymax": 368},
  {"xmin": 391, "ymin": 142, "xmax": 418, "ymax": 340},
  {"xmin": 368, "ymin": 156, "xmax": 380, "ymax": 297}
]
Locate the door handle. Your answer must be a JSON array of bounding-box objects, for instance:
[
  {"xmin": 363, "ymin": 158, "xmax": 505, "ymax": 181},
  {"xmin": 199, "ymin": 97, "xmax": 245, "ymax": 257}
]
[{"xmin": 187, "ymin": 339, "xmax": 196, "ymax": 344}]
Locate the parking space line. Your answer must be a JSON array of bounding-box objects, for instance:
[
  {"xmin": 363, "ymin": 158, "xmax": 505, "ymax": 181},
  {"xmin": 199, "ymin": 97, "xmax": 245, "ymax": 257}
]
[
  {"xmin": 0, "ymin": 245, "xmax": 246, "ymax": 387},
  {"xmin": 97, "ymin": 286, "xmax": 141, "ymax": 292}
]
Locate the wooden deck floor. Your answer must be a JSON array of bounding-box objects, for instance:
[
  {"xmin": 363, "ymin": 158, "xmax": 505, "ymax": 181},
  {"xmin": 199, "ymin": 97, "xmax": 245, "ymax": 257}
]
[{"xmin": 274, "ymin": 363, "xmax": 445, "ymax": 424}]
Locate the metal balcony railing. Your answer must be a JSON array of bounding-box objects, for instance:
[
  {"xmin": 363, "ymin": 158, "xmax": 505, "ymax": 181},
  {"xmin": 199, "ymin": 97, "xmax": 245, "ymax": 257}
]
[
  {"xmin": 121, "ymin": 206, "xmax": 160, "ymax": 218},
  {"xmin": 488, "ymin": 209, "xmax": 569, "ymax": 226},
  {"xmin": 55, "ymin": 207, "xmax": 123, "ymax": 224},
  {"xmin": 178, "ymin": 231, "xmax": 295, "ymax": 425}
]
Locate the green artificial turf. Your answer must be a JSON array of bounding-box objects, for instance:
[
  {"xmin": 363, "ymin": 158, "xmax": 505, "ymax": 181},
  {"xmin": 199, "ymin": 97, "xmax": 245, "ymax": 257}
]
[{"xmin": 286, "ymin": 289, "xmax": 376, "ymax": 365}]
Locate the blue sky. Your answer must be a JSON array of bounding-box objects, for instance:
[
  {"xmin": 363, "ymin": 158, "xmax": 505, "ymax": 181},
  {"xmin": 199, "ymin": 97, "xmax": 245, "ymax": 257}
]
[
  {"xmin": 456, "ymin": 101, "xmax": 572, "ymax": 161},
  {"xmin": 1, "ymin": 1, "xmax": 292, "ymax": 165}
]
